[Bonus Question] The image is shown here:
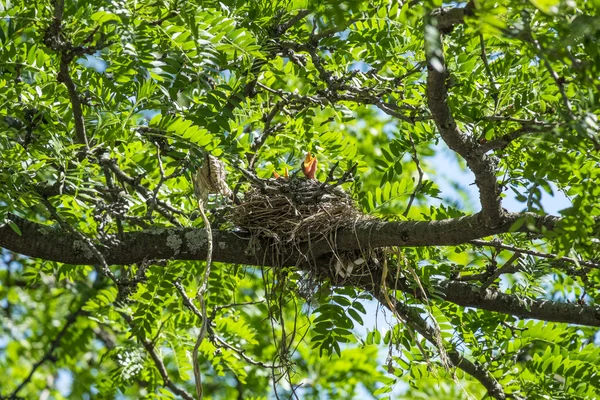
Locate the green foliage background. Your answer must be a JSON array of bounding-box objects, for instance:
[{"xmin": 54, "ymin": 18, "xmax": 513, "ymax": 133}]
[{"xmin": 1, "ymin": 0, "xmax": 600, "ymax": 399}]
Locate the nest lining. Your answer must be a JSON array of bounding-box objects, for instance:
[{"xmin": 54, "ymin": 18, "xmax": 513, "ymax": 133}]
[
  {"xmin": 229, "ymin": 177, "xmax": 365, "ymax": 243},
  {"xmin": 229, "ymin": 176, "xmax": 386, "ymax": 289}
]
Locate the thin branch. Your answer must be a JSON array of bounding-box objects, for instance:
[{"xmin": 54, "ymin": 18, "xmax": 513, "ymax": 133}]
[
  {"xmin": 8, "ymin": 303, "xmax": 84, "ymax": 399},
  {"xmin": 39, "ymin": 196, "xmax": 117, "ymax": 283},
  {"xmin": 477, "ymin": 125, "xmax": 549, "ymax": 153},
  {"xmin": 120, "ymin": 313, "xmax": 194, "ymax": 400},
  {"xmin": 212, "ymin": 334, "xmax": 281, "ymax": 369},
  {"xmin": 211, "ymin": 300, "xmax": 266, "ymax": 316},
  {"xmin": 440, "ymin": 280, "xmax": 600, "ymax": 326},
  {"xmin": 147, "ymin": 10, "xmax": 179, "ymax": 26},
  {"xmin": 173, "ymin": 283, "xmax": 280, "ymax": 376},
  {"xmin": 311, "ymin": 17, "xmax": 359, "ymax": 41},
  {"xmin": 373, "ymin": 292, "xmax": 508, "ymax": 400},
  {"xmin": 479, "ymin": 34, "xmax": 499, "ymax": 112},
  {"xmin": 97, "ymin": 152, "xmax": 183, "ymax": 226},
  {"xmin": 528, "ymin": 33, "xmax": 573, "ymax": 116},
  {"xmin": 482, "ymin": 116, "xmax": 556, "ymax": 125},
  {"xmin": 270, "ymin": 10, "xmax": 311, "ymax": 37},
  {"xmin": 469, "ymin": 239, "xmax": 600, "ymax": 269},
  {"xmin": 248, "ymin": 100, "xmax": 287, "ymax": 169},
  {"xmin": 480, "ymin": 252, "xmax": 521, "ymax": 291},
  {"xmin": 58, "ymin": 61, "xmax": 89, "ymax": 149}
]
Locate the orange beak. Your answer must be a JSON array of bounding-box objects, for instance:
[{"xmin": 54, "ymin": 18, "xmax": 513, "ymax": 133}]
[
  {"xmin": 273, "ymin": 168, "xmax": 289, "ymax": 179},
  {"xmin": 302, "ymin": 152, "xmax": 318, "ymax": 179}
]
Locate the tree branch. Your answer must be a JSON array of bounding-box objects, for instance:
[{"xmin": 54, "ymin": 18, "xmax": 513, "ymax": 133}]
[
  {"xmin": 3, "ymin": 211, "xmax": 599, "ymax": 326},
  {"xmin": 440, "ymin": 280, "xmax": 600, "ymax": 326},
  {"xmin": 374, "ymin": 292, "xmax": 508, "ymax": 400},
  {"xmin": 8, "ymin": 304, "xmax": 84, "ymax": 399},
  {"xmin": 1, "ymin": 211, "xmax": 560, "ymax": 266},
  {"xmin": 469, "ymin": 239, "xmax": 600, "ymax": 269},
  {"xmin": 120, "ymin": 312, "xmax": 194, "ymax": 400},
  {"xmin": 425, "ymin": 19, "xmax": 504, "ymax": 228}
]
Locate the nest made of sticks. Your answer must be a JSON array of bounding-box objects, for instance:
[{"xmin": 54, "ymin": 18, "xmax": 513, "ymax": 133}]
[
  {"xmin": 228, "ymin": 166, "xmax": 387, "ymax": 290},
  {"xmin": 229, "ymin": 176, "xmax": 365, "ymax": 243}
]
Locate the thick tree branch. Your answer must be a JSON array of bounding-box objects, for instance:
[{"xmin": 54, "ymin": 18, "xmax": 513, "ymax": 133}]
[
  {"xmin": 374, "ymin": 292, "xmax": 508, "ymax": 400},
  {"xmin": 440, "ymin": 281, "xmax": 600, "ymax": 327},
  {"xmin": 4, "ymin": 211, "xmax": 599, "ymax": 327},
  {"xmin": 1, "ymin": 211, "xmax": 559, "ymax": 266},
  {"xmin": 425, "ymin": 21, "xmax": 504, "ymax": 228}
]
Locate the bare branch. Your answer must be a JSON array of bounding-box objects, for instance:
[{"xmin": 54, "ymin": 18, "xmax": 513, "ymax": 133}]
[
  {"xmin": 8, "ymin": 303, "xmax": 84, "ymax": 399},
  {"xmin": 469, "ymin": 239, "xmax": 600, "ymax": 269},
  {"xmin": 374, "ymin": 292, "xmax": 508, "ymax": 400},
  {"xmin": 120, "ymin": 313, "xmax": 194, "ymax": 400},
  {"xmin": 441, "ymin": 280, "xmax": 600, "ymax": 326},
  {"xmin": 425, "ymin": 21, "xmax": 504, "ymax": 228}
]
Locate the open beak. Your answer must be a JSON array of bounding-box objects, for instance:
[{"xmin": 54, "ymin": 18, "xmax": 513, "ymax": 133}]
[{"xmin": 302, "ymin": 152, "xmax": 318, "ymax": 179}]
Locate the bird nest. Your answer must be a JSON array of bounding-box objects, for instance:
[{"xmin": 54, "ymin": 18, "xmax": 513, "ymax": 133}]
[
  {"xmin": 229, "ymin": 174, "xmax": 384, "ymax": 289},
  {"xmin": 229, "ymin": 177, "xmax": 363, "ymax": 242}
]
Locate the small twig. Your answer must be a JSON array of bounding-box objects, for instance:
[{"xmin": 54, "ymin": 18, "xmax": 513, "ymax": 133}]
[
  {"xmin": 500, "ymin": 321, "xmax": 527, "ymax": 335},
  {"xmin": 528, "ymin": 33, "xmax": 573, "ymax": 116},
  {"xmin": 97, "ymin": 152, "xmax": 183, "ymax": 226},
  {"xmin": 477, "ymin": 125, "xmax": 549, "ymax": 153},
  {"xmin": 482, "ymin": 116, "xmax": 556, "ymax": 125},
  {"xmin": 329, "ymin": 162, "xmax": 357, "ymax": 188},
  {"xmin": 270, "ymin": 9, "xmax": 311, "ymax": 37},
  {"xmin": 148, "ymin": 10, "xmax": 179, "ymax": 26},
  {"xmin": 480, "ymin": 252, "xmax": 521, "ymax": 292},
  {"xmin": 321, "ymin": 161, "xmax": 340, "ymax": 187},
  {"xmin": 58, "ymin": 62, "xmax": 89, "ymax": 150},
  {"xmin": 313, "ymin": 18, "xmax": 360, "ymax": 41},
  {"xmin": 210, "ymin": 300, "xmax": 266, "ymax": 318},
  {"xmin": 479, "ymin": 34, "xmax": 499, "ymax": 112},
  {"xmin": 234, "ymin": 165, "xmax": 269, "ymax": 189},
  {"xmin": 212, "ymin": 334, "xmax": 281, "ymax": 369},
  {"xmin": 248, "ymin": 100, "xmax": 287, "ymax": 169}
]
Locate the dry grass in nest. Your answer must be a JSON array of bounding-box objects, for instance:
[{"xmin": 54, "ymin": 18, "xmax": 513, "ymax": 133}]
[
  {"xmin": 229, "ymin": 175, "xmax": 386, "ymax": 289},
  {"xmin": 229, "ymin": 177, "xmax": 364, "ymax": 243}
]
